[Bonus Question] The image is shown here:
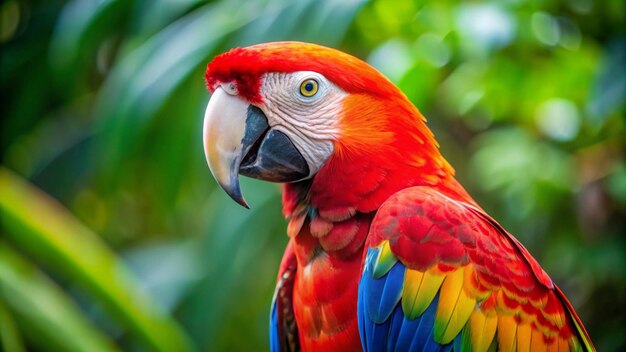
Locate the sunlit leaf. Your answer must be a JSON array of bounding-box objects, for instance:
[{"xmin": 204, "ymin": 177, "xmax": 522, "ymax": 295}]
[
  {"xmin": 0, "ymin": 167, "xmax": 195, "ymax": 352},
  {"xmin": 0, "ymin": 299, "xmax": 26, "ymax": 352},
  {"xmin": 0, "ymin": 244, "xmax": 118, "ymax": 352}
]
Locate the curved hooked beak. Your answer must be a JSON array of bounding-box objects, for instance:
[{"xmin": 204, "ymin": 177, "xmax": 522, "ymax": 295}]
[{"xmin": 203, "ymin": 88, "xmax": 310, "ymax": 208}]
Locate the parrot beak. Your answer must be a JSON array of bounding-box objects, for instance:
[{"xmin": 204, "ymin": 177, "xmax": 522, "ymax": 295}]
[{"xmin": 203, "ymin": 87, "xmax": 309, "ymax": 208}]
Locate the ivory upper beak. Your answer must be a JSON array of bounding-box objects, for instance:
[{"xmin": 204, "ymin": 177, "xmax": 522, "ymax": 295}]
[{"xmin": 202, "ymin": 87, "xmax": 250, "ymax": 207}]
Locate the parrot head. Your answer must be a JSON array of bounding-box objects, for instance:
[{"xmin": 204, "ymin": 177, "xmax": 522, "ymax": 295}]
[{"xmin": 203, "ymin": 41, "xmax": 455, "ymax": 209}]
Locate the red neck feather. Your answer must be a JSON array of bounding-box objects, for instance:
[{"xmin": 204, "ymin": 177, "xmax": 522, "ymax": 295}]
[{"xmin": 283, "ymin": 90, "xmax": 475, "ymax": 222}]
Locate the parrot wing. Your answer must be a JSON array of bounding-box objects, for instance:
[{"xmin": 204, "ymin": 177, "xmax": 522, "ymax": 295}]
[
  {"xmin": 270, "ymin": 239, "xmax": 299, "ymax": 352},
  {"xmin": 357, "ymin": 186, "xmax": 594, "ymax": 352}
]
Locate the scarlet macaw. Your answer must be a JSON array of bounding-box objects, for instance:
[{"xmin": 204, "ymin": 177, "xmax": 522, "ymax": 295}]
[{"xmin": 202, "ymin": 42, "xmax": 594, "ymax": 352}]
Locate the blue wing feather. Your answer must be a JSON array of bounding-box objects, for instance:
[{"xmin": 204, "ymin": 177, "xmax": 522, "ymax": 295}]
[
  {"xmin": 365, "ymin": 261, "xmax": 405, "ymax": 323},
  {"xmin": 360, "ymin": 249, "xmax": 405, "ymax": 351},
  {"xmin": 358, "ymin": 247, "xmax": 456, "ymax": 352},
  {"xmin": 358, "ymin": 275, "xmax": 368, "ymax": 352},
  {"xmin": 452, "ymin": 333, "xmax": 464, "ymax": 352},
  {"xmin": 410, "ymin": 295, "xmax": 439, "ymax": 352},
  {"xmin": 269, "ymin": 298, "xmax": 280, "ymax": 352},
  {"xmin": 387, "ymin": 303, "xmax": 405, "ymax": 351}
]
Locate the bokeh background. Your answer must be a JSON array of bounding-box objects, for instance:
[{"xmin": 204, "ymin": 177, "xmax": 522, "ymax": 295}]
[{"xmin": 1, "ymin": 0, "xmax": 625, "ymax": 351}]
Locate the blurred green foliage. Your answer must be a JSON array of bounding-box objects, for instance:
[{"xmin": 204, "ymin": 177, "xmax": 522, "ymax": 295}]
[{"xmin": 1, "ymin": 0, "xmax": 624, "ymax": 351}]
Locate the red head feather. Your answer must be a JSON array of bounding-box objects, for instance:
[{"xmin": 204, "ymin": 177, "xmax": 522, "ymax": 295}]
[
  {"xmin": 205, "ymin": 41, "xmax": 473, "ymax": 217},
  {"xmin": 206, "ymin": 41, "xmax": 403, "ymax": 103}
]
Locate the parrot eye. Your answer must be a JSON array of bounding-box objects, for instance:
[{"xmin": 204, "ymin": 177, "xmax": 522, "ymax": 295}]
[
  {"xmin": 299, "ymin": 79, "xmax": 319, "ymax": 97},
  {"xmin": 221, "ymin": 82, "xmax": 238, "ymax": 96}
]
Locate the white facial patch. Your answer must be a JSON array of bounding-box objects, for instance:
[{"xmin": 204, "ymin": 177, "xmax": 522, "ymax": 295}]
[{"xmin": 259, "ymin": 71, "xmax": 346, "ymax": 178}]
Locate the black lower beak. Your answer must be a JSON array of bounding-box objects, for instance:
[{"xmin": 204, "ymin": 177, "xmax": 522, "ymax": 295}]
[{"xmin": 230, "ymin": 106, "xmax": 309, "ymax": 205}]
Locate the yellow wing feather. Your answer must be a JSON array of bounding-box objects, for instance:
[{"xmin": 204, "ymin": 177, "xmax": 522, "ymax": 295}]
[
  {"xmin": 433, "ymin": 266, "xmax": 477, "ymax": 344},
  {"xmin": 401, "ymin": 268, "xmax": 445, "ymax": 320},
  {"xmin": 467, "ymin": 308, "xmax": 498, "ymax": 352}
]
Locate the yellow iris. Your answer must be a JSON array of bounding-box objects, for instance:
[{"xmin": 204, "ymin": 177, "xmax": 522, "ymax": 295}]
[{"xmin": 299, "ymin": 79, "xmax": 319, "ymax": 97}]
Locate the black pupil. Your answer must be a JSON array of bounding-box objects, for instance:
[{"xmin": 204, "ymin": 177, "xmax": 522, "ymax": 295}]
[{"xmin": 305, "ymin": 82, "xmax": 314, "ymax": 92}]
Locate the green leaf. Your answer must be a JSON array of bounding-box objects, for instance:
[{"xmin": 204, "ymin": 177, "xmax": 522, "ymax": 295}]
[
  {"xmin": 0, "ymin": 298, "xmax": 26, "ymax": 352},
  {"xmin": 0, "ymin": 244, "xmax": 117, "ymax": 352},
  {"xmin": 0, "ymin": 167, "xmax": 196, "ymax": 352},
  {"xmin": 179, "ymin": 178, "xmax": 285, "ymax": 349},
  {"xmin": 234, "ymin": 0, "xmax": 367, "ymax": 46},
  {"xmin": 94, "ymin": 0, "xmax": 258, "ymax": 170},
  {"xmin": 49, "ymin": 0, "xmax": 129, "ymax": 91}
]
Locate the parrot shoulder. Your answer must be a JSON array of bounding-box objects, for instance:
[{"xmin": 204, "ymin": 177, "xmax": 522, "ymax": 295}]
[{"xmin": 357, "ymin": 186, "xmax": 594, "ymax": 351}]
